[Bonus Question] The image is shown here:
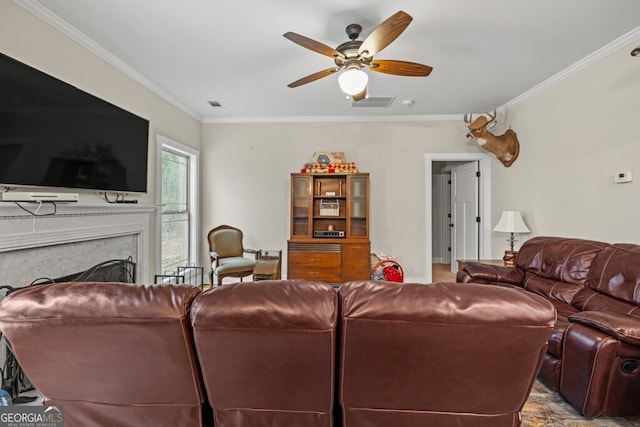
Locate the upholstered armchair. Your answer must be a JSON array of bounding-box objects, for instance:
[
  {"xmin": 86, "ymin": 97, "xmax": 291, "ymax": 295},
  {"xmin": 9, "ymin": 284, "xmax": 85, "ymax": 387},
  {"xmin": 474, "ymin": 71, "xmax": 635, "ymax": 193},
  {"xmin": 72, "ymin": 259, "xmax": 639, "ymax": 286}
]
[{"xmin": 207, "ymin": 225, "xmax": 258, "ymax": 286}]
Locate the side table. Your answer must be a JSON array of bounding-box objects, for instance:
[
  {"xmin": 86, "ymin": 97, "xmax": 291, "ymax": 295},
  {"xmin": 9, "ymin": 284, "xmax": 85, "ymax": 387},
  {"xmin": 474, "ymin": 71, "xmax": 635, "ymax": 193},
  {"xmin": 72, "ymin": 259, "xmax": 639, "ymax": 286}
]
[{"xmin": 253, "ymin": 250, "xmax": 282, "ymax": 281}]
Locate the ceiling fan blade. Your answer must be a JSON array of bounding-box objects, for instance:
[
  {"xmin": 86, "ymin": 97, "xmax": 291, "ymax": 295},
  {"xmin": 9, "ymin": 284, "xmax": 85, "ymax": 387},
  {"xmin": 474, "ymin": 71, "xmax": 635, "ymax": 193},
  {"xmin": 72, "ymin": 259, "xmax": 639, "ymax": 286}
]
[
  {"xmin": 352, "ymin": 87, "xmax": 367, "ymax": 102},
  {"xmin": 369, "ymin": 59, "xmax": 433, "ymax": 77},
  {"xmin": 358, "ymin": 11, "xmax": 412, "ymax": 58},
  {"xmin": 287, "ymin": 67, "xmax": 340, "ymax": 88},
  {"xmin": 283, "ymin": 32, "xmax": 345, "ymax": 59}
]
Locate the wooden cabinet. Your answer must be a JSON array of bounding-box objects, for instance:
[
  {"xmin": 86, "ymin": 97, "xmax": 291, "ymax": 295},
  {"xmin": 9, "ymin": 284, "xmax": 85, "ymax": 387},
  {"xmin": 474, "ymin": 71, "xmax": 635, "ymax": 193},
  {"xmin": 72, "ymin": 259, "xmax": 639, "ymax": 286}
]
[
  {"xmin": 288, "ymin": 173, "xmax": 370, "ymax": 282},
  {"xmin": 341, "ymin": 242, "xmax": 371, "ymax": 281}
]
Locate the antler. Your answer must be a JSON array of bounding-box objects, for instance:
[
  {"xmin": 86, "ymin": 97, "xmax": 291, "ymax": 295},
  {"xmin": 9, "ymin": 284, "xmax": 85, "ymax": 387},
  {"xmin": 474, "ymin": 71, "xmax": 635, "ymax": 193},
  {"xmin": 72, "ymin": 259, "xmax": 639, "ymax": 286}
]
[
  {"xmin": 464, "ymin": 110, "xmax": 497, "ymax": 129},
  {"xmin": 486, "ymin": 109, "xmax": 497, "ymax": 126}
]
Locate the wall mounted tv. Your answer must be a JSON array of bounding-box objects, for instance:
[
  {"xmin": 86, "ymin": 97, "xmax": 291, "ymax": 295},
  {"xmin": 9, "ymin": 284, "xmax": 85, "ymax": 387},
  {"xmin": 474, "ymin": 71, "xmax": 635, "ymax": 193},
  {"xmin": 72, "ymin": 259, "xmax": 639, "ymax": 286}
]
[{"xmin": 0, "ymin": 52, "xmax": 149, "ymax": 193}]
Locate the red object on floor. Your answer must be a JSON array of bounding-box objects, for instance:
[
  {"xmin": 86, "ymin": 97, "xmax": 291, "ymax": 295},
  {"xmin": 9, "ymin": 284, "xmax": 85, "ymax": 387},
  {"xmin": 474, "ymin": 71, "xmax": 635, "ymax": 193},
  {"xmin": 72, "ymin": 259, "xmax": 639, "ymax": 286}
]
[{"xmin": 382, "ymin": 263, "xmax": 403, "ymax": 282}]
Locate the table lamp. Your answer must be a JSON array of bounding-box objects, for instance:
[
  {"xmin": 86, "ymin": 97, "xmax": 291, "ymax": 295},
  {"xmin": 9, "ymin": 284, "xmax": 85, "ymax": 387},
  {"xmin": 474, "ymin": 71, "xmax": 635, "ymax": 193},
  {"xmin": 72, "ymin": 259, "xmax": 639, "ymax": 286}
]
[{"xmin": 493, "ymin": 211, "xmax": 530, "ymax": 267}]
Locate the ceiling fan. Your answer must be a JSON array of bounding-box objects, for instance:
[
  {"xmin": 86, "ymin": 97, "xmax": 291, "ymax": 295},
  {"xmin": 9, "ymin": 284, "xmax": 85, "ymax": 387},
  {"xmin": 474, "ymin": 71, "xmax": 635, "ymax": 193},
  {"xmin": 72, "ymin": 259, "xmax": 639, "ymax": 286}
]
[{"xmin": 283, "ymin": 10, "xmax": 433, "ymax": 101}]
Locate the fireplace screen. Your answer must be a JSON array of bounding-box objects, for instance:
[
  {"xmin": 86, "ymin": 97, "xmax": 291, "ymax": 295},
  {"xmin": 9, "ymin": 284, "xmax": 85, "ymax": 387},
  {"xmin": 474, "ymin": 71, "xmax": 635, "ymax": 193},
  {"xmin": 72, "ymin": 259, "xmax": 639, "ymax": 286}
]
[
  {"xmin": 2, "ymin": 258, "xmax": 137, "ymax": 402},
  {"xmin": 33, "ymin": 258, "xmax": 136, "ymax": 285}
]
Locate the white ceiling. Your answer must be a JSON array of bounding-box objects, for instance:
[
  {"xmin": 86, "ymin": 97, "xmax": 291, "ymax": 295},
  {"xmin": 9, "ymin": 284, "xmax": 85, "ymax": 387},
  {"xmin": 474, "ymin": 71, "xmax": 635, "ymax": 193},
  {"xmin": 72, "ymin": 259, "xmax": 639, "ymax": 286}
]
[{"xmin": 22, "ymin": 0, "xmax": 640, "ymax": 122}]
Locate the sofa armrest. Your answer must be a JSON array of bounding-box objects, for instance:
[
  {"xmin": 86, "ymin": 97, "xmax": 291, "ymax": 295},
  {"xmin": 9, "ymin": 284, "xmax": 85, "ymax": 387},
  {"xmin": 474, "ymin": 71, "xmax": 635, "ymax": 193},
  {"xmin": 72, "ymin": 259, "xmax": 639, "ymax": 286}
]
[
  {"xmin": 456, "ymin": 262, "xmax": 524, "ymax": 286},
  {"xmin": 569, "ymin": 311, "xmax": 640, "ymax": 346}
]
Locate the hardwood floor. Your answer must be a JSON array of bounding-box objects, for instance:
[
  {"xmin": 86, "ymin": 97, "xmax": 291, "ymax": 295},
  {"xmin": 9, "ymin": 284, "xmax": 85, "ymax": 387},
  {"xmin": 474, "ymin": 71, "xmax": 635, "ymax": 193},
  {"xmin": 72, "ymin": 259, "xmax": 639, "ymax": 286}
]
[{"xmin": 432, "ymin": 263, "xmax": 456, "ymax": 283}]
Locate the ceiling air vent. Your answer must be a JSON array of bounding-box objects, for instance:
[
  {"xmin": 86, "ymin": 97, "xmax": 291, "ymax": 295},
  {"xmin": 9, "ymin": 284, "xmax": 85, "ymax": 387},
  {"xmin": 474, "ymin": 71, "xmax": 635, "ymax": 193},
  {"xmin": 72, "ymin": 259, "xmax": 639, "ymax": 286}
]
[
  {"xmin": 351, "ymin": 96, "xmax": 395, "ymax": 108},
  {"xmin": 208, "ymin": 101, "xmax": 222, "ymax": 108}
]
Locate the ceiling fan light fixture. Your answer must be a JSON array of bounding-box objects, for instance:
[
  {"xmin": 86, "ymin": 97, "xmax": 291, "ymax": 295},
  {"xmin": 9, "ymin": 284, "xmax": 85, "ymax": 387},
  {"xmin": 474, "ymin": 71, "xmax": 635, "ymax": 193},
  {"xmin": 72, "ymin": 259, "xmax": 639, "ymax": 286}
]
[{"xmin": 338, "ymin": 68, "xmax": 368, "ymax": 95}]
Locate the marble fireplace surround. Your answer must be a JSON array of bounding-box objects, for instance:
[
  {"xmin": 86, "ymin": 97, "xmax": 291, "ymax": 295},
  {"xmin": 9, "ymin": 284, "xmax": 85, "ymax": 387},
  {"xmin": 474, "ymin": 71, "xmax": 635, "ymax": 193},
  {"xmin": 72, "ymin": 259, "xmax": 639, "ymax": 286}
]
[{"xmin": 0, "ymin": 203, "xmax": 157, "ymax": 288}]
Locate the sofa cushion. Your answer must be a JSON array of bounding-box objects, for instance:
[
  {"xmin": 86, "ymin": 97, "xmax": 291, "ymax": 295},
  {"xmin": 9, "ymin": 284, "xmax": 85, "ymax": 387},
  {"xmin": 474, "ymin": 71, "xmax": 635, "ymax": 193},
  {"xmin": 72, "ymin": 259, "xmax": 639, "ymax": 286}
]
[
  {"xmin": 523, "ymin": 273, "xmax": 585, "ymax": 305},
  {"xmin": 516, "ymin": 236, "xmax": 608, "ymax": 304},
  {"xmin": 543, "ymin": 297, "xmax": 579, "ymax": 358},
  {"xmin": 571, "ymin": 287, "xmax": 639, "ymax": 315},
  {"xmin": 585, "ymin": 244, "xmax": 640, "ymax": 307},
  {"xmin": 546, "ymin": 297, "xmax": 580, "ymax": 320},
  {"xmin": 545, "ymin": 300, "xmax": 578, "ymax": 358},
  {"xmin": 547, "ymin": 321, "xmax": 568, "ymax": 358}
]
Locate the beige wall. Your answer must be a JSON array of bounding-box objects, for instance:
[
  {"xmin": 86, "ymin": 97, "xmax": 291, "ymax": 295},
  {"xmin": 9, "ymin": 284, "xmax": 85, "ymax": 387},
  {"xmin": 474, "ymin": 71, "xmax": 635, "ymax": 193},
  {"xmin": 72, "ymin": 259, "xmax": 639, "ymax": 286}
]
[
  {"xmin": 492, "ymin": 40, "xmax": 640, "ymax": 253},
  {"xmin": 1, "ymin": 1, "xmax": 201, "ymax": 278},
  {"xmin": 202, "ymin": 40, "xmax": 640, "ymax": 281},
  {"xmin": 5, "ymin": 0, "xmax": 639, "ymax": 282},
  {"xmin": 201, "ymin": 121, "xmax": 478, "ymax": 280},
  {"xmin": 0, "ymin": 1, "xmax": 202, "ymax": 204}
]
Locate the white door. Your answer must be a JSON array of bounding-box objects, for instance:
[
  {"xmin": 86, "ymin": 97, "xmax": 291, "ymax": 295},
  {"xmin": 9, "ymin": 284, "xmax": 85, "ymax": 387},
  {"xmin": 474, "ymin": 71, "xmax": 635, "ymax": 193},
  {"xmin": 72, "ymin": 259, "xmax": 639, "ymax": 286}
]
[{"xmin": 450, "ymin": 162, "xmax": 479, "ymax": 273}]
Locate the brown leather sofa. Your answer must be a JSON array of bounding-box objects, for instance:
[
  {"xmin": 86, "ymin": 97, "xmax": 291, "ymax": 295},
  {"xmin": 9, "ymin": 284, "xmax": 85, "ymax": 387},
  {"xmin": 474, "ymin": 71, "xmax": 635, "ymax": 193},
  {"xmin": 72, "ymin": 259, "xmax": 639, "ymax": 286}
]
[
  {"xmin": 0, "ymin": 282, "xmax": 207, "ymax": 427},
  {"xmin": 191, "ymin": 280, "xmax": 338, "ymax": 427},
  {"xmin": 339, "ymin": 280, "xmax": 555, "ymax": 427},
  {"xmin": 457, "ymin": 236, "xmax": 640, "ymax": 417},
  {"xmin": 0, "ymin": 279, "xmax": 555, "ymax": 427}
]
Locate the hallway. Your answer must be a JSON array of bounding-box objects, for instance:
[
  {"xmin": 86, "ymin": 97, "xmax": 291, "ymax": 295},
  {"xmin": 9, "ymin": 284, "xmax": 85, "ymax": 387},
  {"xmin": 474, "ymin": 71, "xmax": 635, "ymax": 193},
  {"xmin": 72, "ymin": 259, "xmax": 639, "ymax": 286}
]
[{"xmin": 432, "ymin": 263, "xmax": 456, "ymax": 282}]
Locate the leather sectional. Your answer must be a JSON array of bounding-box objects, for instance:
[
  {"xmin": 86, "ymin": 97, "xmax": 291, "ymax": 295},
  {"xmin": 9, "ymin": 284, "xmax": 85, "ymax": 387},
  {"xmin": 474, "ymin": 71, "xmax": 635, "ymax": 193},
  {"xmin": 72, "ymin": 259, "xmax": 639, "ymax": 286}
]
[
  {"xmin": 0, "ymin": 279, "xmax": 555, "ymax": 427},
  {"xmin": 458, "ymin": 236, "xmax": 640, "ymax": 417}
]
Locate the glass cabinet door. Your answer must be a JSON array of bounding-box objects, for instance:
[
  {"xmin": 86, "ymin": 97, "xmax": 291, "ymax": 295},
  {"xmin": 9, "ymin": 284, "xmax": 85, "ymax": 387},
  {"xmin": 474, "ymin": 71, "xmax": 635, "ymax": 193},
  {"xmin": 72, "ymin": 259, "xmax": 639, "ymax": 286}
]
[
  {"xmin": 291, "ymin": 175, "xmax": 311, "ymax": 237},
  {"xmin": 348, "ymin": 175, "xmax": 368, "ymax": 237}
]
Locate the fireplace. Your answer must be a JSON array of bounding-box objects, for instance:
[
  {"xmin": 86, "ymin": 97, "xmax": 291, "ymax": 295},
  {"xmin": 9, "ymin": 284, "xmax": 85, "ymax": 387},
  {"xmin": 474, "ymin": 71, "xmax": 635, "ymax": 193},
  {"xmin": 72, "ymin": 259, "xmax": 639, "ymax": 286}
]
[
  {"xmin": 0, "ymin": 203, "xmax": 156, "ymax": 403},
  {"xmin": 45, "ymin": 258, "xmax": 136, "ymax": 284},
  {"xmin": 0, "ymin": 203, "xmax": 156, "ymax": 288}
]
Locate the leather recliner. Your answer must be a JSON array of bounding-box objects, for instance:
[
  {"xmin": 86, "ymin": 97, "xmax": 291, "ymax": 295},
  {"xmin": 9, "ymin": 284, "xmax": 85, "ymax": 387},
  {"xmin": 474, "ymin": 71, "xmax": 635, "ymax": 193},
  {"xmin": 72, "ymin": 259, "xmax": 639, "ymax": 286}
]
[
  {"xmin": 191, "ymin": 280, "xmax": 338, "ymax": 427},
  {"xmin": 338, "ymin": 280, "xmax": 556, "ymax": 427},
  {"xmin": 458, "ymin": 236, "xmax": 640, "ymax": 417},
  {"xmin": 0, "ymin": 282, "xmax": 207, "ymax": 427}
]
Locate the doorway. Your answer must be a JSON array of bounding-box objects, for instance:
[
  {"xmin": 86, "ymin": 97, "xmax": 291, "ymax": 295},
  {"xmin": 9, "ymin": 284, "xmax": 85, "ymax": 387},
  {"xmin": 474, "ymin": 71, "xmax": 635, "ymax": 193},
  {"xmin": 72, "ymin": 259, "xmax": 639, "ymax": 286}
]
[{"xmin": 424, "ymin": 153, "xmax": 492, "ymax": 283}]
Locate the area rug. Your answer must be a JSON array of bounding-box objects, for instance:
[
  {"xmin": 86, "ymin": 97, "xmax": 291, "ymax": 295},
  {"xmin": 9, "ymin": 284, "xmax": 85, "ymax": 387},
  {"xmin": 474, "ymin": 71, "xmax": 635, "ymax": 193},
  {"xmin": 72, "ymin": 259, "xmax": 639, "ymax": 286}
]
[{"xmin": 521, "ymin": 380, "xmax": 640, "ymax": 427}]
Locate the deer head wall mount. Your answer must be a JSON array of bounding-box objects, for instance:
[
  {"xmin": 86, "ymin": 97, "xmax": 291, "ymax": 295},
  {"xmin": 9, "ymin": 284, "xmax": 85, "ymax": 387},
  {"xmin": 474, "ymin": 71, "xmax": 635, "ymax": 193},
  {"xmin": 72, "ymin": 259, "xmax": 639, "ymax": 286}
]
[{"xmin": 464, "ymin": 110, "xmax": 520, "ymax": 167}]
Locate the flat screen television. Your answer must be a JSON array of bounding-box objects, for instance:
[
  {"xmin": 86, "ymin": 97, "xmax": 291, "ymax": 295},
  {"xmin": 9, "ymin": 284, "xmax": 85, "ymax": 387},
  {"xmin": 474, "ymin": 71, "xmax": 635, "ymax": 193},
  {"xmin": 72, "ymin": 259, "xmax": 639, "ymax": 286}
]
[{"xmin": 0, "ymin": 52, "xmax": 149, "ymax": 193}]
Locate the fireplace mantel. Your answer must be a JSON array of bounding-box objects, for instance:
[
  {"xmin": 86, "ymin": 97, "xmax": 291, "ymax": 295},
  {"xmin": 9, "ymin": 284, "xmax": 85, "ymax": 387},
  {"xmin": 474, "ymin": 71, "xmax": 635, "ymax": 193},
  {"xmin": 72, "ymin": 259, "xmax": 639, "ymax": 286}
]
[
  {"xmin": 0, "ymin": 202, "xmax": 158, "ymax": 218},
  {"xmin": 0, "ymin": 202, "xmax": 158, "ymax": 285}
]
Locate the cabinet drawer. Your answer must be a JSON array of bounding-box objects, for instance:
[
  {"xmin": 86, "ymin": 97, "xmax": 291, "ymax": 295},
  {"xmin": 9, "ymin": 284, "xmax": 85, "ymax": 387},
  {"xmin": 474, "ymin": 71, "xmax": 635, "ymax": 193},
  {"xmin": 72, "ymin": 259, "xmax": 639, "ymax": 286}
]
[
  {"xmin": 287, "ymin": 266, "xmax": 342, "ymax": 282},
  {"xmin": 288, "ymin": 251, "xmax": 341, "ymax": 268},
  {"xmin": 288, "ymin": 243, "xmax": 342, "ymax": 281}
]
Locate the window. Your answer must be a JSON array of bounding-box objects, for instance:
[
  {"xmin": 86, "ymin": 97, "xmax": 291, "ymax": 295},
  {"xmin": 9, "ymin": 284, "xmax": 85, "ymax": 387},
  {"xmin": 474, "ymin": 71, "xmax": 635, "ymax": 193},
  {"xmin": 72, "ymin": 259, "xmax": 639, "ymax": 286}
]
[{"xmin": 158, "ymin": 136, "xmax": 199, "ymax": 275}]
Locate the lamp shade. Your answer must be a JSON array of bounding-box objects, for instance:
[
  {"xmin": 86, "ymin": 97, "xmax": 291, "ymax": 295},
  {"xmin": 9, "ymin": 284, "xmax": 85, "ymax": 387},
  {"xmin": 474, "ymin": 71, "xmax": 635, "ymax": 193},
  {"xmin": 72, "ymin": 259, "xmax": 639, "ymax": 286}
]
[
  {"xmin": 493, "ymin": 211, "xmax": 530, "ymax": 233},
  {"xmin": 338, "ymin": 69, "xmax": 368, "ymax": 95}
]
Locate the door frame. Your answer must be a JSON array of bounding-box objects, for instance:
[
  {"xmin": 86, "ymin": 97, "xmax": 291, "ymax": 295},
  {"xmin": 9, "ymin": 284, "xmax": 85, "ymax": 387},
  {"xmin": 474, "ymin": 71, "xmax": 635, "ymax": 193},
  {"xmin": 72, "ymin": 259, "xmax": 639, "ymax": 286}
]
[{"xmin": 424, "ymin": 153, "xmax": 492, "ymax": 282}]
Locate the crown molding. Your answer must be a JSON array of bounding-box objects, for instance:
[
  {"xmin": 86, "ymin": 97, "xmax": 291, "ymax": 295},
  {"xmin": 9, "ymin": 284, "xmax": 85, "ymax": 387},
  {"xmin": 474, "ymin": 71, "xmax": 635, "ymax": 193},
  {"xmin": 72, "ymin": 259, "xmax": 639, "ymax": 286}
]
[
  {"xmin": 15, "ymin": 1, "xmax": 640, "ymax": 124},
  {"xmin": 502, "ymin": 25, "xmax": 640, "ymax": 111},
  {"xmin": 14, "ymin": 0, "xmax": 203, "ymax": 122},
  {"xmin": 203, "ymin": 26, "xmax": 640, "ymax": 123},
  {"xmin": 202, "ymin": 114, "xmax": 462, "ymax": 124}
]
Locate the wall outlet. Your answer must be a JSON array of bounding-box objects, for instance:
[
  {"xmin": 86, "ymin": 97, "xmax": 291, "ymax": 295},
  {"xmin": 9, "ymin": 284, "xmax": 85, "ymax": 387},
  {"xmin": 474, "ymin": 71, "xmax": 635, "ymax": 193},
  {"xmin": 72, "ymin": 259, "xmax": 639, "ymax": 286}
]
[{"xmin": 614, "ymin": 171, "xmax": 632, "ymax": 183}]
